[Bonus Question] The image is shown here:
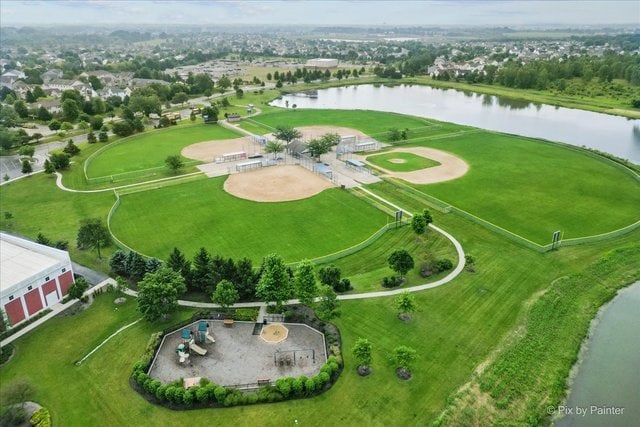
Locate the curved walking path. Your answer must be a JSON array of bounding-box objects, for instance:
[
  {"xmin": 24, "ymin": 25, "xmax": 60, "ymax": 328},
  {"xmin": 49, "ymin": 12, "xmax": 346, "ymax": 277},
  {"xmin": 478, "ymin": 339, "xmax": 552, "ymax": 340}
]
[{"xmin": 54, "ymin": 171, "xmax": 203, "ymax": 193}]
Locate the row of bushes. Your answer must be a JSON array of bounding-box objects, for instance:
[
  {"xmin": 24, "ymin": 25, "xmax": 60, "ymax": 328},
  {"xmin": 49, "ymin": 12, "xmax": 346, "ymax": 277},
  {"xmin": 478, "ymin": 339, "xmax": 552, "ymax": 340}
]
[
  {"xmin": 0, "ymin": 309, "xmax": 51, "ymax": 341},
  {"xmin": 131, "ymin": 355, "xmax": 342, "ymax": 409}
]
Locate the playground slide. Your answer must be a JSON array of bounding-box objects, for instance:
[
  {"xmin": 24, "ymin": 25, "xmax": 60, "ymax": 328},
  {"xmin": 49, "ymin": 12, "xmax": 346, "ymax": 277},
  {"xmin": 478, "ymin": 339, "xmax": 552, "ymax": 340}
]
[
  {"xmin": 206, "ymin": 332, "xmax": 216, "ymax": 343},
  {"xmin": 189, "ymin": 340, "xmax": 207, "ymax": 356}
]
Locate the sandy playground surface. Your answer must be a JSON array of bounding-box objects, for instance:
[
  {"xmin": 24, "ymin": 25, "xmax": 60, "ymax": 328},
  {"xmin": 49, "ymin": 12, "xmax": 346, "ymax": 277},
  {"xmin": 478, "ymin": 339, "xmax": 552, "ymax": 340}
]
[
  {"xmin": 361, "ymin": 147, "xmax": 469, "ymax": 184},
  {"xmin": 181, "ymin": 136, "xmax": 258, "ymax": 162},
  {"xmin": 224, "ymin": 164, "xmax": 334, "ymax": 202}
]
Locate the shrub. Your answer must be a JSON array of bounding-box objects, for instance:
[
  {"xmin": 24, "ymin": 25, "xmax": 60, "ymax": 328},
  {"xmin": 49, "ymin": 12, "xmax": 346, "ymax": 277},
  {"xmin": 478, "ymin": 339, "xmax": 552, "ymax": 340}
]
[
  {"xmin": 194, "ymin": 386, "xmax": 207, "ymax": 403},
  {"xmin": 29, "ymin": 407, "xmax": 51, "ymax": 427},
  {"xmin": 275, "ymin": 378, "xmax": 292, "ymax": 398},
  {"xmin": 147, "ymin": 380, "xmax": 161, "ymax": 395},
  {"xmin": 304, "ymin": 377, "xmax": 316, "ymax": 395},
  {"xmin": 292, "ymin": 377, "xmax": 305, "ymax": 396},
  {"xmin": 214, "ymin": 386, "xmax": 227, "ymax": 402},
  {"xmin": 318, "ymin": 371, "xmax": 330, "ymax": 386},
  {"xmin": 382, "ymin": 276, "xmax": 402, "ymax": 288},
  {"xmin": 172, "ymin": 388, "xmax": 185, "ymax": 404},
  {"xmin": 337, "ymin": 278, "xmax": 352, "ymax": 292},
  {"xmin": 182, "ymin": 389, "xmax": 195, "ymax": 406},
  {"xmin": 164, "ymin": 386, "xmax": 177, "ymax": 402},
  {"xmin": 435, "ymin": 259, "xmax": 453, "ymax": 272},
  {"xmin": 155, "ymin": 385, "xmax": 167, "ymax": 401}
]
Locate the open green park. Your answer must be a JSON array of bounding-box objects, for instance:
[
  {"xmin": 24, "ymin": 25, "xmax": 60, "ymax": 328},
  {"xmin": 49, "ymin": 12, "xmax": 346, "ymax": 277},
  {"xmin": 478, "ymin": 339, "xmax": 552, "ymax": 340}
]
[{"xmin": 1, "ymin": 103, "xmax": 639, "ymax": 425}]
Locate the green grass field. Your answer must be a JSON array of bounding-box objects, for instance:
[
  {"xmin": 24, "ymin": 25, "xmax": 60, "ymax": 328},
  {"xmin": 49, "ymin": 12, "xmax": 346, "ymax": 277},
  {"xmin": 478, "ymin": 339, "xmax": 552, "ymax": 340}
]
[
  {"xmin": 403, "ymin": 132, "xmax": 640, "ymax": 244},
  {"xmin": 238, "ymin": 109, "xmax": 462, "ymax": 141},
  {"xmin": 2, "ymin": 209, "xmax": 637, "ymax": 426},
  {"xmin": 366, "ymin": 152, "xmax": 441, "ymax": 172},
  {"xmin": 330, "ymin": 225, "xmax": 457, "ymax": 292},
  {"xmin": 110, "ymin": 177, "xmax": 390, "ymax": 262},
  {"xmin": 86, "ymin": 124, "xmax": 241, "ymax": 179}
]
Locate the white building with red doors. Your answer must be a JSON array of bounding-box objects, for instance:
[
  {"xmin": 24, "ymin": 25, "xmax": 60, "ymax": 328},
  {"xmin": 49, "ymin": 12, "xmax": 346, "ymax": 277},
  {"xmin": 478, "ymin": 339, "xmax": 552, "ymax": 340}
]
[{"xmin": 0, "ymin": 233, "xmax": 75, "ymax": 328}]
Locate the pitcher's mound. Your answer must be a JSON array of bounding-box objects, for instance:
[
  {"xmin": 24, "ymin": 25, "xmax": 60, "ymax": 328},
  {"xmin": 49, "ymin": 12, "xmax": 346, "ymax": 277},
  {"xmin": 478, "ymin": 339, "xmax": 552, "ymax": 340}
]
[{"xmin": 224, "ymin": 165, "xmax": 334, "ymax": 202}]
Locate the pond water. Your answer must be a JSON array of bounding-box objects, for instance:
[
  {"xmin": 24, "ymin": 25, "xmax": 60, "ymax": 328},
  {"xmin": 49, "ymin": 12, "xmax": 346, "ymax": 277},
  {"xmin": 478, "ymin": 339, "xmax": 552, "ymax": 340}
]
[
  {"xmin": 272, "ymin": 84, "xmax": 640, "ymax": 164},
  {"xmin": 555, "ymin": 281, "xmax": 640, "ymax": 426}
]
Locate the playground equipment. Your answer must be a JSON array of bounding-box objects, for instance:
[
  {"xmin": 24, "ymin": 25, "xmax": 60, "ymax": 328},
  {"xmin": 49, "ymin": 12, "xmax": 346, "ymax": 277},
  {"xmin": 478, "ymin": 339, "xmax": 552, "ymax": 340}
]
[
  {"xmin": 197, "ymin": 321, "xmax": 216, "ymax": 344},
  {"xmin": 176, "ymin": 343, "xmax": 190, "ymax": 364},
  {"xmin": 182, "ymin": 327, "xmax": 207, "ymax": 355},
  {"xmin": 189, "ymin": 339, "xmax": 207, "ymax": 356}
]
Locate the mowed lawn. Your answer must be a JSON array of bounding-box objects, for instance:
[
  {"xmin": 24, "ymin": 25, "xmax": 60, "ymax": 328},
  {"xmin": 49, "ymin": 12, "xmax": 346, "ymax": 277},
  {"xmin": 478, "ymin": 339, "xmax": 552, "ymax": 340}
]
[
  {"xmin": 395, "ymin": 132, "xmax": 640, "ymax": 244},
  {"xmin": 110, "ymin": 176, "xmax": 390, "ymax": 262},
  {"xmin": 366, "ymin": 152, "xmax": 441, "ymax": 172},
  {"xmin": 242, "ymin": 109, "xmax": 462, "ymax": 141},
  {"xmin": 86, "ymin": 124, "xmax": 241, "ymax": 178},
  {"xmin": 2, "ymin": 210, "xmax": 635, "ymax": 426}
]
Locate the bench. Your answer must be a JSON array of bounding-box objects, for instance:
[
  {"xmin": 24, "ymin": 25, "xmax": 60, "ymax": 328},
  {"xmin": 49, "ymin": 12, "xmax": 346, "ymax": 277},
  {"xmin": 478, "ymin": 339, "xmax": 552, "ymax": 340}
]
[{"xmin": 223, "ymin": 319, "xmax": 234, "ymax": 327}]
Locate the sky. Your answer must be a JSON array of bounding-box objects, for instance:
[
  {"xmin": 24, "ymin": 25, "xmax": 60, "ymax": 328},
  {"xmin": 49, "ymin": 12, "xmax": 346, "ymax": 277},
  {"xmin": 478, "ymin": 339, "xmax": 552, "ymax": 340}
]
[{"xmin": 1, "ymin": 1, "xmax": 639, "ymax": 27}]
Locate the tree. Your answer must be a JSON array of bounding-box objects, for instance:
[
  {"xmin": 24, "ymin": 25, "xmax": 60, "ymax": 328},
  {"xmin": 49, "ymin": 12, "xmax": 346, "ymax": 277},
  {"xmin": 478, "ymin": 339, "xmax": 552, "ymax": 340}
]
[
  {"xmin": 256, "ymin": 253, "xmax": 292, "ymax": 312},
  {"xmin": 18, "ymin": 144, "xmax": 35, "ymax": 158},
  {"xmin": 388, "ymin": 249, "xmax": 414, "ymax": 279},
  {"xmin": 128, "ymin": 92, "xmax": 161, "ymax": 116},
  {"xmin": 293, "ymin": 260, "xmax": 318, "ymax": 306},
  {"xmin": 171, "ymin": 92, "xmax": 189, "ymax": 105},
  {"xmin": 273, "ymin": 126, "xmax": 302, "ymax": 147},
  {"xmin": 48, "ymin": 119, "xmax": 61, "ymax": 131},
  {"xmin": 235, "ymin": 88, "xmax": 244, "ymax": 98},
  {"xmin": 87, "ymin": 130, "xmax": 97, "ymax": 144},
  {"xmin": 112, "ymin": 120, "xmax": 134, "ymax": 137},
  {"xmin": 137, "ymin": 267, "xmax": 186, "ymax": 322},
  {"xmin": 43, "ymin": 159, "xmax": 55, "ymax": 175},
  {"xmin": 235, "ymin": 257, "xmax": 256, "ymax": 300},
  {"xmin": 201, "ymin": 106, "xmax": 218, "ymax": 124},
  {"xmin": 146, "ymin": 257, "xmax": 162, "ymax": 274},
  {"xmin": 191, "ymin": 247, "xmax": 214, "ymax": 292},
  {"xmin": 394, "ymin": 291, "xmax": 416, "ymax": 319},
  {"xmin": 49, "ymin": 153, "xmax": 70, "ymax": 170},
  {"xmin": 109, "ymin": 250, "xmax": 128, "ymax": 276},
  {"xmin": 68, "ymin": 277, "xmax": 89, "ymax": 300},
  {"xmin": 319, "ymin": 265, "xmax": 341, "ymax": 289},
  {"xmin": 266, "ymin": 72, "xmax": 272, "ymax": 81},
  {"xmin": 411, "ymin": 214, "xmax": 426, "ymax": 236},
  {"xmin": 306, "ymin": 138, "xmax": 332, "ymax": 161},
  {"xmin": 99, "ymin": 130, "xmax": 109, "ymax": 143},
  {"xmin": 36, "ymin": 106, "xmax": 52, "ymax": 121},
  {"xmin": 464, "ymin": 254, "xmax": 476, "ymax": 272},
  {"xmin": 316, "ymin": 285, "xmax": 340, "ymax": 320},
  {"xmin": 167, "ymin": 247, "xmax": 192, "ymax": 284},
  {"xmin": 422, "ymin": 209, "xmax": 433, "ymax": 227},
  {"xmin": 63, "ymin": 139, "xmax": 80, "ymax": 156},
  {"xmin": 388, "ymin": 127, "xmax": 401, "ymax": 142},
  {"xmin": 62, "ymin": 99, "xmax": 80, "ymax": 122},
  {"xmin": 91, "ymin": 115, "xmax": 103, "ymax": 131},
  {"xmin": 21, "ymin": 159, "xmax": 32, "ymax": 175},
  {"xmin": 88, "ymin": 75, "xmax": 103, "ymax": 90},
  {"xmin": 76, "ymin": 218, "xmax": 111, "ymax": 259},
  {"xmin": 165, "ymin": 155, "xmax": 184, "ymax": 173},
  {"xmin": 217, "ymin": 75, "xmax": 231, "ymax": 91},
  {"xmin": 212, "ymin": 279, "xmax": 239, "ymax": 312},
  {"xmin": 275, "ymin": 80, "xmax": 283, "ymax": 88},
  {"xmin": 264, "ymin": 140, "xmax": 284, "ymax": 159},
  {"xmin": 393, "ymin": 345, "xmax": 417, "ymax": 379},
  {"xmin": 31, "ymin": 133, "xmax": 43, "ymax": 143},
  {"xmin": 126, "ymin": 251, "xmax": 148, "ymax": 282},
  {"xmin": 352, "ymin": 338, "xmax": 373, "ymax": 374},
  {"xmin": 13, "ymin": 100, "xmax": 29, "ymax": 118}
]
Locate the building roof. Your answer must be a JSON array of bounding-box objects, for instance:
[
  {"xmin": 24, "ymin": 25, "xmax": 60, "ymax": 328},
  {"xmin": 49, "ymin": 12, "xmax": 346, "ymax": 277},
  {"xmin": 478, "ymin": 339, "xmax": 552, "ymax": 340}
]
[{"xmin": 0, "ymin": 233, "xmax": 70, "ymax": 295}]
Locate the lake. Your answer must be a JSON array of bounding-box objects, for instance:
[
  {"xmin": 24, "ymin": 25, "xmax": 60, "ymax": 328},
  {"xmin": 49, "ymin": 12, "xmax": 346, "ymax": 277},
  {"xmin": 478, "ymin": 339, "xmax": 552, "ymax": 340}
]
[
  {"xmin": 272, "ymin": 84, "xmax": 640, "ymax": 164},
  {"xmin": 555, "ymin": 281, "xmax": 640, "ymax": 426}
]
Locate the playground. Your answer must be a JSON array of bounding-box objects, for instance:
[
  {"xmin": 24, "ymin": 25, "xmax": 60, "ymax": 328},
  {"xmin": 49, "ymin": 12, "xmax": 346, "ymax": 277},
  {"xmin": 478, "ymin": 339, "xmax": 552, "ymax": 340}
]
[{"xmin": 148, "ymin": 320, "xmax": 327, "ymax": 388}]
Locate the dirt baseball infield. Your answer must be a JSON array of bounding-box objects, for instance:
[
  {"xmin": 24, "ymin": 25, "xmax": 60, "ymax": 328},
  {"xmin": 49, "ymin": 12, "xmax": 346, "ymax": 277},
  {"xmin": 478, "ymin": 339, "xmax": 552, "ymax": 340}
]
[{"xmin": 224, "ymin": 165, "xmax": 334, "ymax": 202}]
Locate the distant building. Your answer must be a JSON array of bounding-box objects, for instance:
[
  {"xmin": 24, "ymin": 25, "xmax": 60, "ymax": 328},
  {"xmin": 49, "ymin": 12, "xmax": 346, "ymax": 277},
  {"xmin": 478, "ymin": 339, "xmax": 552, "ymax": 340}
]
[
  {"xmin": 40, "ymin": 69, "xmax": 63, "ymax": 83},
  {"xmin": 226, "ymin": 113, "xmax": 241, "ymax": 122},
  {"xmin": 0, "ymin": 233, "xmax": 75, "ymax": 328},
  {"xmin": 305, "ymin": 58, "xmax": 338, "ymax": 69}
]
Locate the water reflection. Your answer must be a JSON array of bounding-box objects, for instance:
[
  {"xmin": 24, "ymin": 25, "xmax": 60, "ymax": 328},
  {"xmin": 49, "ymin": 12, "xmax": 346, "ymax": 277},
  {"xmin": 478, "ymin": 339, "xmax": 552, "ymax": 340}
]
[{"xmin": 273, "ymin": 84, "xmax": 640, "ymax": 163}]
